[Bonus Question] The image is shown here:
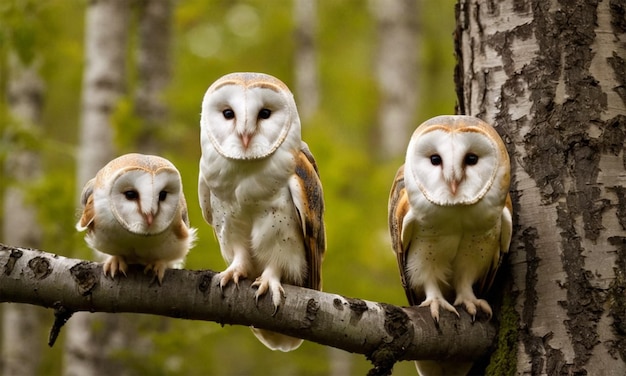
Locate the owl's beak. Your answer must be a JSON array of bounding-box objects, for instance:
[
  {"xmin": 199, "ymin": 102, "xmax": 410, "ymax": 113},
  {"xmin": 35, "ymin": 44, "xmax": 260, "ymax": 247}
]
[
  {"xmin": 241, "ymin": 133, "xmax": 251, "ymax": 149},
  {"xmin": 449, "ymin": 180, "xmax": 459, "ymax": 196},
  {"xmin": 145, "ymin": 212, "xmax": 154, "ymax": 227}
]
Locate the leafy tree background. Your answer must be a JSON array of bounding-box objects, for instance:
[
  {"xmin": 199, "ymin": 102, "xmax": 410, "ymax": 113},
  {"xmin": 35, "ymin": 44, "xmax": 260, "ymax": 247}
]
[{"xmin": 0, "ymin": 0, "xmax": 457, "ymax": 374}]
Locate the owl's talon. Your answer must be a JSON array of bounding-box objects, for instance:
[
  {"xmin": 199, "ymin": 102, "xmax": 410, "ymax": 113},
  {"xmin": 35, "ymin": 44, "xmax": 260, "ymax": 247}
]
[
  {"xmin": 102, "ymin": 256, "xmax": 128, "ymax": 279},
  {"xmin": 420, "ymin": 297, "xmax": 459, "ymax": 322},
  {"xmin": 252, "ymin": 275, "xmax": 284, "ymax": 314},
  {"xmin": 454, "ymin": 296, "xmax": 492, "ymax": 320}
]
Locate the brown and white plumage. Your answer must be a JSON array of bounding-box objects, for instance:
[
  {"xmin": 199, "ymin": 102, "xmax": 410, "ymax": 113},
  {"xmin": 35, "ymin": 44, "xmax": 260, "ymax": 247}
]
[
  {"xmin": 388, "ymin": 115, "xmax": 512, "ymax": 376},
  {"xmin": 198, "ymin": 72, "xmax": 325, "ymax": 352},
  {"xmin": 77, "ymin": 153, "xmax": 197, "ymax": 284}
]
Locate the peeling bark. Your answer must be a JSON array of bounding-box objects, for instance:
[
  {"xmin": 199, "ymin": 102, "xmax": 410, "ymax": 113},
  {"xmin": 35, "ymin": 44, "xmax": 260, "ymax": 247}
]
[
  {"xmin": 0, "ymin": 245, "xmax": 497, "ymax": 374},
  {"xmin": 455, "ymin": 0, "xmax": 626, "ymax": 374}
]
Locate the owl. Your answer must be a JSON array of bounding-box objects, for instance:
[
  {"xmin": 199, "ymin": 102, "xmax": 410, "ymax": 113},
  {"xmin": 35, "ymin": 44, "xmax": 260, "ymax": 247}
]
[
  {"xmin": 388, "ymin": 115, "xmax": 512, "ymax": 375},
  {"xmin": 76, "ymin": 153, "xmax": 197, "ymax": 284},
  {"xmin": 198, "ymin": 72, "xmax": 326, "ymax": 352}
]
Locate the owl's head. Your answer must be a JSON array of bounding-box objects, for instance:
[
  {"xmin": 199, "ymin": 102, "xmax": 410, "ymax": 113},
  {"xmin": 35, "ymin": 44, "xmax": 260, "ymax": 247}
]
[
  {"xmin": 405, "ymin": 115, "xmax": 510, "ymax": 206},
  {"xmin": 105, "ymin": 154, "xmax": 184, "ymax": 235},
  {"xmin": 200, "ymin": 72, "xmax": 301, "ymax": 160}
]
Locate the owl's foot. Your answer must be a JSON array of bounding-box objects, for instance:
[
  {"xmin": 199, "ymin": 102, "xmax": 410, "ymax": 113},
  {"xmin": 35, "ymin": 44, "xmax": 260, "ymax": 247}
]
[
  {"xmin": 251, "ymin": 273, "xmax": 284, "ymax": 315},
  {"xmin": 454, "ymin": 296, "xmax": 492, "ymax": 321},
  {"xmin": 218, "ymin": 263, "xmax": 248, "ymax": 290},
  {"xmin": 102, "ymin": 256, "xmax": 128, "ymax": 279},
  {"xmin": 419, "ymin": 297, "xmax": 459, "ymax": 323},
  {"xmin": 144, "ymin": 261, "xmax": 168, "ymax": 285}
]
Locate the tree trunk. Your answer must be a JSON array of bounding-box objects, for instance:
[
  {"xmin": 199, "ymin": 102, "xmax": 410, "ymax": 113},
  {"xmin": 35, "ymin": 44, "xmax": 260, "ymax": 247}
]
[
  {"xmin": 455, "ymin": 0, "xmax": 626, "ymax": 374},
  {"xmin": 371, "ymin": 0, "xmax": 419, "ymax": 160},
  {"xmin": 293, "ymin": 0, "xmax": 319, "ymax": 121},
  {"xmin": 1, "ymin": 53, "xmax": 45, "ymax": 376},
  {"xmin": 64, "ymin": 1, "xmax": 129, "ymax": 375},
  {"xmin": 134, "ymin": 0, "xmax": 172, "ymax": 154}
]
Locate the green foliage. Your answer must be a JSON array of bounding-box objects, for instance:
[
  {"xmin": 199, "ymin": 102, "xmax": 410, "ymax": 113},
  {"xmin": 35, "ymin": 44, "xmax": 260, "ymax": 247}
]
[{"xmin": 1, "ymin": 0, "xmax": 458, "ymax": 374}]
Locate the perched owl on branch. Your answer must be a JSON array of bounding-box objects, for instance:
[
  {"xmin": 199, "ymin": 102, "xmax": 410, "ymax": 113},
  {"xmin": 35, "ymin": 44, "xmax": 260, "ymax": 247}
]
[
  {"xmin": 76, "ymin": 153, "xmax": 197, "ymax": 284},
  {"xmin": 388, "ymin": 115, "xmax": 512, "ymax": 376},
  {"xmin": 198, "ymin": 72, "xmax": 326, "ymax": 352}
]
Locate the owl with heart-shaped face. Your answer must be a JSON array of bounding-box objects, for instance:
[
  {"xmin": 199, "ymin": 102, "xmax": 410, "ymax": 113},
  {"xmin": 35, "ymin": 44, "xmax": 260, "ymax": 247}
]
[
  {"xmin": 77, "ymin": 153, "xmax": 196, "ymax": 284},
  {"xmin": 198, "ymin": 72, "xmax": 326, "ymax": 352},
  {"xmin": 388, "ymin": 115, "xmax": 512, "ymax": 375}
]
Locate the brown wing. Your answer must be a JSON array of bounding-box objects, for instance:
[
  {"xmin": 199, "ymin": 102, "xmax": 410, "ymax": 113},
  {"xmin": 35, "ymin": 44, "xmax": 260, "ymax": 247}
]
[
  {"xmin": 478, "ymin": 193, "xmax": 513, "ymax": 294},
  {"xmin": 291, "ymin": 142, "xmax": 326, "ymax": 291},
  {"xmin": 76, "ymin": 178, "xmax": 96, "ymax": 231},
  {"xmin": 388, "ymin": 165, "xmax": 421, "ymax": 306}
]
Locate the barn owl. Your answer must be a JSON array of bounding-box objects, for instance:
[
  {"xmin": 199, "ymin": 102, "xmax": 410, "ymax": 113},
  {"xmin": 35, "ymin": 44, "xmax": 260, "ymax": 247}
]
[
  {"xmin": 76, "ymin": 153, "xmax": 197, "ymax": 284},
  {"xmin": 388, "ymin": 115, "xmax": 512, "ymax": 376},
  {"xmin": 198, "ymin": 72, "xmax": 326, "ymax": 352}
]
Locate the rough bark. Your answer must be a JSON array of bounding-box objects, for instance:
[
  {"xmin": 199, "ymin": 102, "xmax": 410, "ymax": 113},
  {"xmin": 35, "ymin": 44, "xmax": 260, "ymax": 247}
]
[
  {"xmin": 1, "ymin": 53, "xmax": 45, "ymax": 376},
  {"xmin": 293, "ymin": 0, "xmax": 319, "ymax": 121},
  {"xmin": 134, "ymin": 0, "xmax": 172, "ymax": 154},
  {"xmin": 0, "ymin": 244, "xmax": 496, "ymax": 375},
  {"xmin": 455, "ymin": 0, "xmax": 626, "ymax": 374},
  {"xmin": 371, "ymin": 0, "xmax": 419, "ymax": 160},
  {"xmin": 65, "ymin": 1, "xmax": 129, "ymax": 375}
]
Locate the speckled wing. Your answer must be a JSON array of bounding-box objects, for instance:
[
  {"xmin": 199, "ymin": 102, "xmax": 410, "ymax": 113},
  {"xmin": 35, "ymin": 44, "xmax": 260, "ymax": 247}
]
[
  {"xmin": 388, "ymin": 164, "xmax": 421, "ymax": 306},
  {"xmin": 290, "ymin": 141, "xmax": 326, "ymax": 291},
  {"xmin": 478, "ymin": 193, "xmax": 513, "ymax": 294}
]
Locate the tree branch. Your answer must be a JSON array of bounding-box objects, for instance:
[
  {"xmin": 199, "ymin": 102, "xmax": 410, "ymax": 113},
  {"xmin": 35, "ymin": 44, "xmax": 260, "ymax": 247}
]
[{"xmin": 0, "ymin": 244, "xmax": 496, "ymax": 374}]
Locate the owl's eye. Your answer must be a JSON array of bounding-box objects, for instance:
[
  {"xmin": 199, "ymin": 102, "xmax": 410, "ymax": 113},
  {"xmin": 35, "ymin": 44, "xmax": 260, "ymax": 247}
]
[
  {"xmin": 258, "ymin": 108, "xmax": 272, "ymax": 120},
  {"xmin": 430, "ymin": 154, "xmax": 442, "ymax": 166},
  {"xmin": 158, "ymin": 191, "xmax": 167, "ymax": 201},
  {"xmin": 464, "ymin": 153, "xmax": 479, "ymax": 166},
  {"xmin": 222, "ymin": 109, "xmax": 235, "ymax": 119},
  {"xmin": 124, "ymin": 190, "xmax": 139, "ymax": 200}
]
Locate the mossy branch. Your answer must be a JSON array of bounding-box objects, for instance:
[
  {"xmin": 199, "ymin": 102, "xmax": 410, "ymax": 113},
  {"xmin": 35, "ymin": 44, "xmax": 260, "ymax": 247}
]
[{"xmin": 0, "ymin": 243, "xmax": 496, "ymax": 375}]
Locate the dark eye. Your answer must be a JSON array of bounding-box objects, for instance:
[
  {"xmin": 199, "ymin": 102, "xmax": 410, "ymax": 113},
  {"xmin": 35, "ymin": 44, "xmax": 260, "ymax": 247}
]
[
  {"xmin": 222, "ymin": 109, "xmax": 235, "ymax": 119},
  {"xmin": 464, "ymin": 153, "xmax": 479, "ymax": 166},
  {"xmin": 258, "ymin": 108, "xmax": 272, "ymax": 119},
  {"xmin": 159, "ymin": 191, "xmax": 167, "ymax": 201},
  {"xmin": 430, "ymin": 154, "xmax": 442, "ymax": 166},
  {"xmin": 124, "ymin": 190, "xmax": 139, "ymax": 200}
]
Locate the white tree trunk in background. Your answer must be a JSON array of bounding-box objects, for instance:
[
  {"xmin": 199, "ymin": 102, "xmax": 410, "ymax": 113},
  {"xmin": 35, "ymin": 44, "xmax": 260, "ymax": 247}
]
[
  {"xmin": 293, "ymin": 0, "xmax": 319, "ymax": 121},
  {"xmin": 370, "ymin": 0, "xmax": 419, "ymax": 160},
  {"xmin": 455, "ymin": 0, "xmax": 626, "ymax": 374},
  {"xmin": 135, "ymin": 0, "xmax": 172, "ymax": 154},
  {"xmin": 1, "ymin": 54, "xmax": 45, "ymax": 376},
  {"xmin": 64, "ymin": 1, "xmax": 129, "ymax": 375}
]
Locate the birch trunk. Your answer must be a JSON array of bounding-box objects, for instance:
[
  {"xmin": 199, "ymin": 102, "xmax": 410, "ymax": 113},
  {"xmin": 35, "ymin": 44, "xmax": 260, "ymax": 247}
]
[
  {"xmin": 293, "ymin": 0, "xmax": 319, "ymax": 121},
  {"xmin": 64, "ymin": 1, "xmax": 129, "ymax": 375},
  {"xmin": 370, "ymin": 0, "xmax": 419, "ymax": 160},
  {"xmin": 455, "ymin": 0, "xmax": 626, "ymax": 374},
  {"xmin": 1, "ymin": 54, "xmax": 45, "ymax": 376},
  {"xmin": 134, "ymin": 0, "xmax": 172, "ymax": 154}
]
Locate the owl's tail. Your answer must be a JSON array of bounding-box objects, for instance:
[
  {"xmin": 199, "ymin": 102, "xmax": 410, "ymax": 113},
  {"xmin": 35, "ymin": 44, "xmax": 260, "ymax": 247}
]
[{"xmin": 250, "ymin": 327, "xmax": 303, "ymax": 352}]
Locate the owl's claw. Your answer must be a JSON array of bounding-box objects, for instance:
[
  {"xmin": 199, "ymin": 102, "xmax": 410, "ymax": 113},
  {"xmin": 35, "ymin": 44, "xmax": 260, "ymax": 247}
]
[
  {"xmin": 102, "ymin": 256, "xmax": 128, "ymax": 279},
  {"xmin": 454, "ymin": 296, "xmax": 493, "ymax": 321},
  {"xmin": 144, "ymin": 261, "xmax": 167, "ymax": 285},
  {"xmin": 218, "ymin": 264, "xmax": 248, "ymax": 291},
  {"xmin": 420, "ymin": 297, "xmax": 460, "ymax": 323},
  {"xmin": 251, "ymin": 275, "xmax": 285, "ymax": 316}
]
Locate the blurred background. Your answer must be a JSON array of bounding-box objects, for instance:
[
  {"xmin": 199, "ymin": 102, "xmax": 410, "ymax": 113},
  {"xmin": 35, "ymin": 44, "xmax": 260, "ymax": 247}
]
[{"xmin": 0, "ymin": 0, "xmax": 456, "ymax": 374}]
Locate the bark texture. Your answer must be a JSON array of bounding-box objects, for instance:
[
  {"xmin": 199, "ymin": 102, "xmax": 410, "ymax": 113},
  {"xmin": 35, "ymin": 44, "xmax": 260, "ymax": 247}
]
[
  {"xmin": 0, "ymin": 244, "xmax": 496, "ymax": 375},
  {"xmin": 371, "ymin": 0, "xmax": 419, "ymax": 160},
  {"xmin": 1, "ymin": 54, "xmax": 45, "ymax": 376},
  {"xmin": 455, "ymin": 0, "xmax": 626, "ymax": 374}
]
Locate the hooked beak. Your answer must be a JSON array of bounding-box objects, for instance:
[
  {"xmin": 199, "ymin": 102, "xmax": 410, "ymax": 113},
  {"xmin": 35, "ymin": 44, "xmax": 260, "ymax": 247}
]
[
  {"xmin": 240, "ymin": 133, "xmax": 251, "ymax": 149},
  {"xmin": 144, "ymin": 212, "xmax": 154, "ymax": 227},
  {"xmin": 449, "ymin": 180, "xmax": 459, "ymax": 196}
]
